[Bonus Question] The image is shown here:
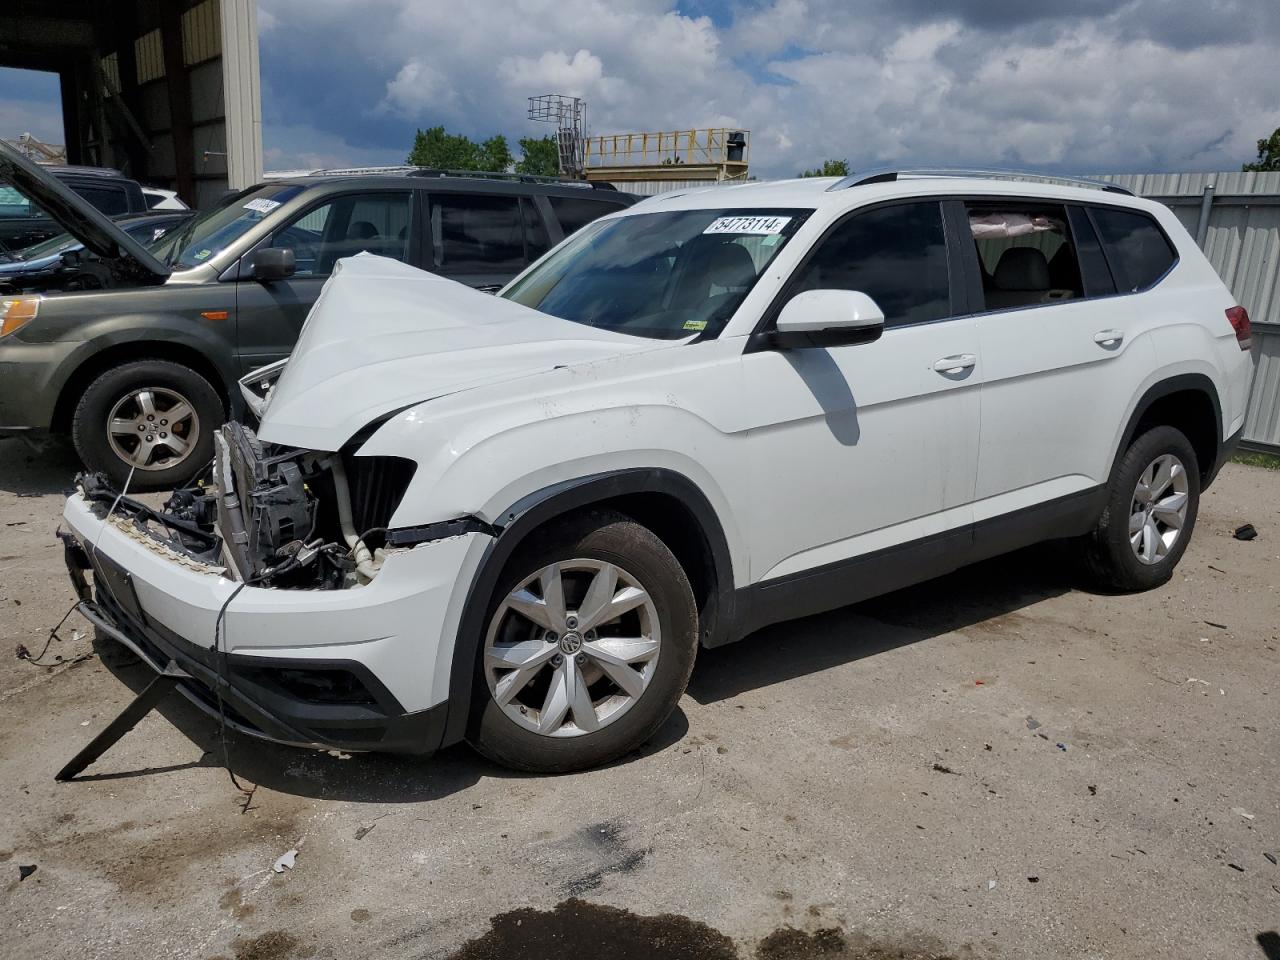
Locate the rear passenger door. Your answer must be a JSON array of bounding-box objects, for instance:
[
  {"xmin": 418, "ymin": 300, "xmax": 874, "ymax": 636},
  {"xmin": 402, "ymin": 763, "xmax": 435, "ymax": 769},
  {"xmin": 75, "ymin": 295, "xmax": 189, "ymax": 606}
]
[
  {"xmin": 427, "ymin": 192, "xmax": 549, "ymax": 291},
  {"xmin": 966, "ymin": 199, "xmax": 1172, "ymax": 517},
  {"xmin": 234, "ymin": 190, "xmax": 415, "ymax": 371}
]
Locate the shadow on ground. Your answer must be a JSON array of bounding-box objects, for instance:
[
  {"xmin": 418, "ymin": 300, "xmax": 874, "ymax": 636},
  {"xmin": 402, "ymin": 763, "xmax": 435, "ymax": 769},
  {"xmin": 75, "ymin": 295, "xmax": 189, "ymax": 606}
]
[
  {"xmin": 688, "ymin": 540, "xmax": 1080, "ymax": 705},
  {"xmin": 76, "ymin": 643, "xmax": 689, "ymax": 804},
  {"xmin": 0, "ymin": 436, "xmax": 81, "ymax": 497},
  {"xmin": 68, "ymin": 540, "xmax": 1082, "ymax": 803}
]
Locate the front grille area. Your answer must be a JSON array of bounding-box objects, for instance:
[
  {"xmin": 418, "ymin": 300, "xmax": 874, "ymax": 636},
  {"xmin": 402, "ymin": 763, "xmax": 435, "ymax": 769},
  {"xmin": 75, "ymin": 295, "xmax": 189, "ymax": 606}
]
[{"xmin": 345, "ymin": 453, "xmax": 417, "ymax": 537}]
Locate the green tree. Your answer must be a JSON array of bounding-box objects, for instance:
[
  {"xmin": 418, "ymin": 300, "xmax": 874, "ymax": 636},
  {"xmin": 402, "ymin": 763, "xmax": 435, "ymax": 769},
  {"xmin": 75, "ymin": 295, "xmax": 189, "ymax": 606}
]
[
  {"xmin": 407, "ymin": 127, "xmax": 513, "ymax": 172},
  {"xmin": 477, "ymin": 134, "xmax": 513, "ymax": 173},
  {"xmin": 407, "ymin": 126, "xmax": 479, "ymax": 169},
  {"xmin": 516, "ymin": 135, "xmax": 561, "ymax": 176},
  {"xmin": 798, "ymin": 158, "xmax": 850, "ymax": 178},
  {"xmin": 1242, "ymin": 127, "xmax": 1280, "ymax": 172}
]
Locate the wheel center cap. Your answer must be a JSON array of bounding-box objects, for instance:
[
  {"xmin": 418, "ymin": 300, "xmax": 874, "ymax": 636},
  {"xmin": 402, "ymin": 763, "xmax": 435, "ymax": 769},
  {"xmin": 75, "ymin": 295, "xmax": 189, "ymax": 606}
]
[{"xmin": 559, "ymin": 631, "xmax": 583, "ymax": 655}]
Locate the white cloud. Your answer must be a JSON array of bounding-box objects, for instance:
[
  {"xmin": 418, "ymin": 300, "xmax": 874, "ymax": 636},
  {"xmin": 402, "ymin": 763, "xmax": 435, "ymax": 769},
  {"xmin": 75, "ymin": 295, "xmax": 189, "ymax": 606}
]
[
  {"xmin": 252, "ymin": 0, "xmax": 1280, "ymax": 178},
  {"xmin": 382, "ymin": 60, "xmax": 460, "ymax": 119}
]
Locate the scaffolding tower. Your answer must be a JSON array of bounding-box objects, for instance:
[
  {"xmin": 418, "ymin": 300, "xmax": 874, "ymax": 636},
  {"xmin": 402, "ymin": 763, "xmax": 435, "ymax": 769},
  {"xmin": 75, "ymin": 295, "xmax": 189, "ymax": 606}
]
[{"xmin": 527, "ymin": 94, "xmax": 586, "ymax": 177}]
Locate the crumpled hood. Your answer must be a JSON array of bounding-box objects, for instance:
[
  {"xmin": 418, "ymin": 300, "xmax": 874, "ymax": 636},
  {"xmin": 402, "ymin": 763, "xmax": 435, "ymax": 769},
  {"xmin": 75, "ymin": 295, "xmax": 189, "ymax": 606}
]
[{"xmin": 256, "ymin": 254, "xmax": 656, "ymax": 450}]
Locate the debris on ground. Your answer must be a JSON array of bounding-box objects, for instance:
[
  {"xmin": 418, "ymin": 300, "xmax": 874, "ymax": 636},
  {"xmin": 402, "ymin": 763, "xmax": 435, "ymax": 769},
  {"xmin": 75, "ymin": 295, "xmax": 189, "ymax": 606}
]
[
  {"xmin": 1233, "ymin": 523, "xmax": 1258, "ymax": 541},
  {"xmin": 986, "ymin": 879, "xmax": 997, "ymax": 890},
  {"xmin": 272, "ymin": 849, "xmax": 298, "ymax": 874},
  {"xmin": 1232, "ymin": 807, "xmax": 1256, "ymax": 821},
  {"xmin": 1088, "ymin": 785, "xmax": 1098, "ymax": 795},
  {"xmin": 1228, "ymin": 863, "xmax": 1245, "ymax": 872},
  {"xmin": 1056, "ymin": 743, "xmax": 1068, "ymax": 751},
  {"xmin": 354, "ymin": 825, "xmax": 375, "ymax": 840},
  {"xmin": 931, "ymin": 763, "xmax": 959, "ymax": 775},
  {"xmin": 18, "ymin": 865, "xmax": 36, "ymax": 881},
  {"xmin": 326, "ymin": 749, "xmax": 352, "ymax": 760},
  {"xmin": 1025, "ymin": 716, "xmax": 1042, "ymax": 730},
  {"xmin": 1264, "ymin": 852, "xmax": 1277, "ymax": 865},
  {"xmin": 1027, "ymin": 876, "xmax": 1040, "ymax": 883},
  {"xmin": 1204, "ymin": 620, "xmax": 1228, "ymax": 629}
]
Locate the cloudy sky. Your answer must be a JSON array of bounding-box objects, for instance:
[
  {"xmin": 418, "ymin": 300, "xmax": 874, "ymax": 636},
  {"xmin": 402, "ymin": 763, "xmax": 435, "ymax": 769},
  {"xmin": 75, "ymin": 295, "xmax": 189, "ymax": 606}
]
[{"xmin": 3, "ymin": 0, "xmax": 1279, "ymax": 178}]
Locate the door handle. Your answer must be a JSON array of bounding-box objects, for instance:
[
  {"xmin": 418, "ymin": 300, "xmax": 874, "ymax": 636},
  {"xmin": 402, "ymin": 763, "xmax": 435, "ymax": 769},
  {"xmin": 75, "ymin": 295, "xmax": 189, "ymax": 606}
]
[
  {"xmin": 932, "ymin": 354, "xmax": 977, "ymax": 375},
  {"xmin": 1093, "ymin": 329, "xmax": 1124, "ymax": 347}
]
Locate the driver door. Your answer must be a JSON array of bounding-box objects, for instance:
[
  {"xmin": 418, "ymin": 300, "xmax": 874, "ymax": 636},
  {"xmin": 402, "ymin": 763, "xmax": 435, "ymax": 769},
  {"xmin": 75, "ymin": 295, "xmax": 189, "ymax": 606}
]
[
  {"xmin": 233, "ymin": 190, "xmax": 415, "ymax": 373},
  {"xmin": 739, "ymin": 200, "xmax": 982, "ymax": 625}
]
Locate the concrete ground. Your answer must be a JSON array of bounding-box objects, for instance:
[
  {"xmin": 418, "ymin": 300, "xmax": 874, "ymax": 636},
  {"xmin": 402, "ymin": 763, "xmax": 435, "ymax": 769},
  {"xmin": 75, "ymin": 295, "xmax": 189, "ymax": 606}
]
[{"xmin": 1, "ymin": 436, "xmax": 1277, "ymax": 960}]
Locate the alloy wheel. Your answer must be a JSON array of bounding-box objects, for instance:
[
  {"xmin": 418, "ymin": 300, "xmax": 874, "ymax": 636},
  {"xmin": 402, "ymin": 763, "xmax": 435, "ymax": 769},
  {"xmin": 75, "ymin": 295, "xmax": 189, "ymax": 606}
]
[
  {"xmin": 106, "ymin": 387, "xmax": 201, "ymax": 472},
  {"xmin": 1128, "ymin": 453, "xmax": 1190, "ymax": 564},
  {"xmin": 483, "ymin": 558, "xmax": 661, "ymax": 738}
]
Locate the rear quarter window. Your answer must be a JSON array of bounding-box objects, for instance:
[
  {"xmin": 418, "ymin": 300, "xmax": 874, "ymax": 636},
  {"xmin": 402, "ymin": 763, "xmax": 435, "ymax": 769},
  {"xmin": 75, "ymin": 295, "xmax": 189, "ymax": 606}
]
[
  {"xmin": 1089, "ymin": 206, "xmax": 1177, "ymax": 292},
  {"xmin": 548, "ymin": 196, "xmax": 623, "ymax": 237}
]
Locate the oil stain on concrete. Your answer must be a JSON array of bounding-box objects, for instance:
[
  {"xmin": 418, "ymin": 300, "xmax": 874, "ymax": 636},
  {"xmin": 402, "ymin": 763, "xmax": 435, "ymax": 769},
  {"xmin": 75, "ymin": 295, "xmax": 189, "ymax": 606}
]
[{"xmin": 446, "ymin": 899, "xmax": 967, "ymax": 960}]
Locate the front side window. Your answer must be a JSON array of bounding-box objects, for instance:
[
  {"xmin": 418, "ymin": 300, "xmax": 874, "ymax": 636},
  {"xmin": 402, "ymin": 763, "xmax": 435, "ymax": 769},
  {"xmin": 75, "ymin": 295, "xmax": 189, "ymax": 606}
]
[
  {"xmin": 787, "ymin": 202, "xmax": 950, "ymax": 326},
  {"xmin": 268, "ymin": 192, "xmax": 412, "ymax": 277},
  {"xmin": 504, "ymin": 208, "xmax": 811, "ymax": 340},
  {"xmin": 967, "ymin": 203, "xmax": 1083, "ymax": 311},
  {"xmin": 1089, "ymin": 206, "xmax": 1176, "ymax": 292}
]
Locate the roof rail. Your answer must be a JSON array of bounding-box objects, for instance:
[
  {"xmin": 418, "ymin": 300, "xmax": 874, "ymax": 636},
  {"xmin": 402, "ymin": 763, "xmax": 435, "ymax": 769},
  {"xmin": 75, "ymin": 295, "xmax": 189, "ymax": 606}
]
[
  {"xmin": 302, "ymin": 165, "xmax": 603, "ymax": 189},
  {"xmin": 404, "ymin": 168, "xmax": 595, "ymax": 188},
  {"xmin": 826, "ymin": 167, "xmax": 1134, "ymax": 196}
]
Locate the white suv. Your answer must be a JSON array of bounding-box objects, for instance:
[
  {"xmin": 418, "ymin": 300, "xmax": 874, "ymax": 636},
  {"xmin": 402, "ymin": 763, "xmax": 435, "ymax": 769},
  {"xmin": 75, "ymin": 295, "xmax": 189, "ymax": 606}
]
[{"xmin": 61, "ymin": 169, "xmax": 1253, "ymax": 773}]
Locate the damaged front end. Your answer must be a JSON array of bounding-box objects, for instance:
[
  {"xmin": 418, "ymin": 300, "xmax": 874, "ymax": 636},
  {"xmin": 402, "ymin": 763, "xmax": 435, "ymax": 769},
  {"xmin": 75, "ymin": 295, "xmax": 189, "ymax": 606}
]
[{"xmin": 80, "ymin": 421, "xmax": 417, "ymax": 590}]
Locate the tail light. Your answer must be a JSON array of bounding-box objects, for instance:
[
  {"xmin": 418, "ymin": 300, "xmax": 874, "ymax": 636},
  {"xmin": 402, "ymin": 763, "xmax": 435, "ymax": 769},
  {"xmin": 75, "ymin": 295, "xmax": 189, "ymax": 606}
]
[{"xmin": 1225, "ymin": 305, "xmax": 1251, "ymax": 351}]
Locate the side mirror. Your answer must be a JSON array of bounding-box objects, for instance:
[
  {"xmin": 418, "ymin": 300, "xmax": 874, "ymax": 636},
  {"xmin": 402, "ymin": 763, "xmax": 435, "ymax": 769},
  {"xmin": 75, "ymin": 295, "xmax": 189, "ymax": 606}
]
[
  {"xmin": 250, "ymin": 247, "xmax": 296, "ymax": 281},
  {"xmin": 772, "ymin": 289, "xmax": 885, "ymax": 348}
]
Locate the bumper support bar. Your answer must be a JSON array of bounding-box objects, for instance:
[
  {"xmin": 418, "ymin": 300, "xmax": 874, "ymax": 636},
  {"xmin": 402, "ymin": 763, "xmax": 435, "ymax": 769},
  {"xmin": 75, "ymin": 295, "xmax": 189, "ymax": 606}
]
[
  {"xmin": 56, "ymin": 601, "xmax": 191, "ymax": 782},
  {"xmin": 56, "ymin": 669, "xmax": 184, "ymax": 781}
]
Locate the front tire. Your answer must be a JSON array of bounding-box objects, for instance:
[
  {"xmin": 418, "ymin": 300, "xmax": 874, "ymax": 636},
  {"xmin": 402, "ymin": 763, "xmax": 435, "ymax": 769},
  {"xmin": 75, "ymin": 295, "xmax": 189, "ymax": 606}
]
[
  {"xmin": 71, "ymin": 359, "xmax": 223, "ymax": 492},
  {"xmin": 1082, "ymin": 425, "xmax": 1200, "ymax": 591},
  {"xmin": 469, "ymin": 511, "xmax": 698, "ymax": 773}
]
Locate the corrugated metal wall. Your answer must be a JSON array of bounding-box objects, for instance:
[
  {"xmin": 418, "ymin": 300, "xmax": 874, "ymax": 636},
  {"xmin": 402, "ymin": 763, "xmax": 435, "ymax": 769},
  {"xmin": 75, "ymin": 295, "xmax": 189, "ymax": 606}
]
[
  {"xmin": 606, "ymin": 178, "xmax": 737, "ymax": 196},
  {"xmin": 1097, "ymin": 171, "xmax": 1280, "ymax": 452}
]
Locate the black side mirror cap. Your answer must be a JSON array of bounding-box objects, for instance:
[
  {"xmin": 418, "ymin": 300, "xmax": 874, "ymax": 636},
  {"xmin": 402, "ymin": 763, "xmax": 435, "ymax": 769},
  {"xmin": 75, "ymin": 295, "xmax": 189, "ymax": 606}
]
[{"xmin": 251, "ymin": 247, "xmax": 295, "ymax": 281}]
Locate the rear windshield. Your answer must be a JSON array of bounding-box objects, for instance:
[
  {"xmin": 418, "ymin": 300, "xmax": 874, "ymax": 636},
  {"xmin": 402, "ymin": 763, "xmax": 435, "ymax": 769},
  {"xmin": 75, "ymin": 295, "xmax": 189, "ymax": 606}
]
[
  {"xmin": 156, "ymin": 184, "xmax": 304, "ymax": 270},
  {"xmin": 503, "ymin": 208, "xmax": 811, "ymax": 340}
]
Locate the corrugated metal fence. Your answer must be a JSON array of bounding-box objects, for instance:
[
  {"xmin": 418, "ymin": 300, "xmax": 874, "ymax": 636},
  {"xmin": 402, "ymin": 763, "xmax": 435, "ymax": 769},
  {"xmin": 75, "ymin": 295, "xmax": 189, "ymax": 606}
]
[{"xmin": 1097, "ymin": 171, "xmax": 1280, "ymax": 452}]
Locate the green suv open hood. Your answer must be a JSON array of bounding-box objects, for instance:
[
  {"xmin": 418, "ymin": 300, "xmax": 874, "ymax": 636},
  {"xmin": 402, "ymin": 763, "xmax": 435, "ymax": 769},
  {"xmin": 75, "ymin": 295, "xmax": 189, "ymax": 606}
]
[{"xmin": 0, "ymin": 142, "xmax": 170, "ymax": 284}]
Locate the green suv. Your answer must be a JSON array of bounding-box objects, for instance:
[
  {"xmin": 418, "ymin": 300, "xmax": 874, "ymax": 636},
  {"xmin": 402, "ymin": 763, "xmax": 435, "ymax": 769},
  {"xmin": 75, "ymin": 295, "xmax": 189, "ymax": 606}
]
[{"xmin": 0, "ymin": 144, "xmax": 634, "ymax": 489}]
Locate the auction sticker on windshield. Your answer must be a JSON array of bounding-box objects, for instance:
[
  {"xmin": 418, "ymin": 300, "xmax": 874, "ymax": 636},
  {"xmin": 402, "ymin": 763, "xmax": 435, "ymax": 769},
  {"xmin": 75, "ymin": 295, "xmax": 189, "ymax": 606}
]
[
  {"xmin": 243, "ymin": 198, "xmax": 283, "ymax": 214},
  {"xmin": 703, "ymin": 215, "xmax": 791, "ymax": 235}
]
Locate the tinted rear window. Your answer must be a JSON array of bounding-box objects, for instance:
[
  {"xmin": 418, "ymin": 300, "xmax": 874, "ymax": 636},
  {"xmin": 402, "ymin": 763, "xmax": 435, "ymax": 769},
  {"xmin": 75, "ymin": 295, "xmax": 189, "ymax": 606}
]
[
  {"xmin": 75, "ymin": 184, "xmax": 130, "ymax": 216},
  {"xmin": 549, "ymin": 196, "xmax": 621, "ymax": 237},
  {"xmin": 1090, "ymin": 207, "xmax": 1176, "ymax": 292}
]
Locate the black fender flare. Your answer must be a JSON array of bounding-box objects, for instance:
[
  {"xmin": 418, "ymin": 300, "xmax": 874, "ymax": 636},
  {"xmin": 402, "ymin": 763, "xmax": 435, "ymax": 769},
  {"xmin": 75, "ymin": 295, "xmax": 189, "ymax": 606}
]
[
  {"xmin": 1112, "ymin": 373, "xmax": 1222, "ymax": 482},
  {"xmin": 438, "ymin": 467, "xmax": 736, "ymax": 748}
]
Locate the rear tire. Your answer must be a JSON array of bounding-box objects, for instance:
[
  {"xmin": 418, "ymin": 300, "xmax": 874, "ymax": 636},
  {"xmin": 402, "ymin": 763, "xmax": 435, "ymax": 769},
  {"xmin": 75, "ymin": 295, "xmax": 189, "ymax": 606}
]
[
  {"xmin": 469, "ymin": 510, "xmax": 698, "ymax": 773},
  {"xmin": 71, "ymin": 359, "xmax": 223, "ymax": 492},
  {"xmin": 1081, "ymin": 425, "xmax": 1200, "ymax": 591}
]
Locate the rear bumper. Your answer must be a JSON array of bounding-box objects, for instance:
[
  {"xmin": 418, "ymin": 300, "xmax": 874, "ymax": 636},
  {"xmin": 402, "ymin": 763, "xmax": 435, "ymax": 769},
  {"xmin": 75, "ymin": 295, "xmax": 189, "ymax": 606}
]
[{"xmin": 61, "ymin": 492, "xmax": 488, "ymax": 753}]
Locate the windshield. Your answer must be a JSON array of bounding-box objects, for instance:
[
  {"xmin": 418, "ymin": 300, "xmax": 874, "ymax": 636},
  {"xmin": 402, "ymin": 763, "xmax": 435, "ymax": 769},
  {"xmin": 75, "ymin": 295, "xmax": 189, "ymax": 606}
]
[
  {"xmin": 155, "ymin": 184, "xmax": 305, "ymax": 270},
  {"xmin": 7, "ymin": 230, "xmax": 81, "ymax": 262},
  {"xmin": 504, "ymin": 207, "xmax": 812, "ymax": 340},
  {"xmin": 7, "ymin": 218, "xmax": 178, "ymax": 263}
]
